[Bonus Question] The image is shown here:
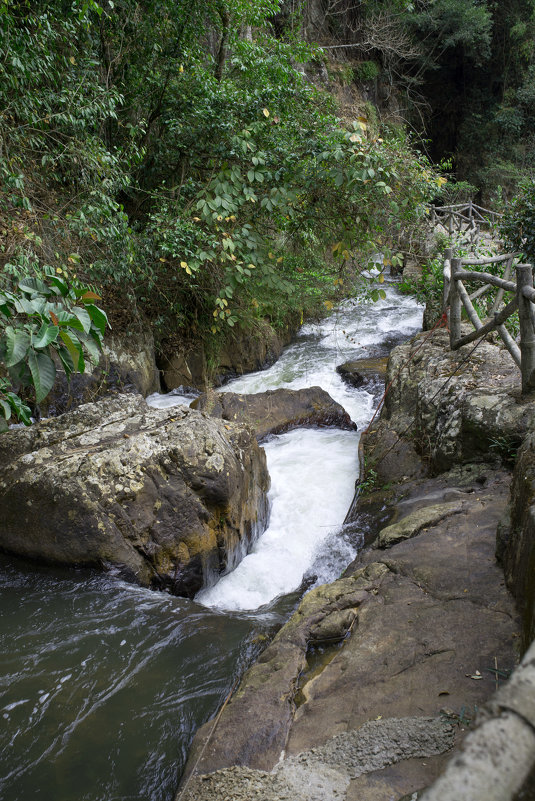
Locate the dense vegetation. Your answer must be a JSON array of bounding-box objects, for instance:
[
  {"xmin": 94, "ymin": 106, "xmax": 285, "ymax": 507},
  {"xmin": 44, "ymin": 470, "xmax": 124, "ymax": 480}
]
[
  {"xmin": 0, "ymin": 0, "xmax": 443, "ymax": 423},
  {"xmin": 1, "ymin": 0, "xmax": 532, "ymax": 424}
]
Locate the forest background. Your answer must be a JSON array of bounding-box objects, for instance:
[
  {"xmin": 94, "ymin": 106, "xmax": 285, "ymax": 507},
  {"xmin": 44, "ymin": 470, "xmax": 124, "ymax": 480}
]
[{"xmin": 0, "ymin": 0, "xmax": 534, "ymax": 425}]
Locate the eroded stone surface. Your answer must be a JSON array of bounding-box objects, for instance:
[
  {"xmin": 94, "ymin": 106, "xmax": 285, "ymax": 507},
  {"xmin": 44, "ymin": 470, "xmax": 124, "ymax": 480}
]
[
  {"xmin": 369, "ymin": 329, "xmax": 533, "ymax": 477},
  {"xmin": 503, "ymin": 432, "xmax": 535, "ymax": 649},
  {"xmin": 375, "ymin": 500, "xmax": 464, "ymax": 548},
  {"xmin": 179, "ymin": 717, "xmax": 454, "ymax": 801},
  {"xmin": 0, "ymin": 394, "xmax": 269, "ymax": 596}
]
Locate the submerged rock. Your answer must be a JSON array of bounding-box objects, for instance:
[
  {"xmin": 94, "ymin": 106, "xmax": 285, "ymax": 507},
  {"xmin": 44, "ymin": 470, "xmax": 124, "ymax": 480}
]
[
  {"xmin": 191, "ymin": 386, "xmax": 356, "ymax": 440},
  {"xmin": 336, "ymin": 356, "xmax": 388, "ymax": 389},
  {"xmin": 0, "ymin": 394, "xmax": 269, "ymax": 597}
]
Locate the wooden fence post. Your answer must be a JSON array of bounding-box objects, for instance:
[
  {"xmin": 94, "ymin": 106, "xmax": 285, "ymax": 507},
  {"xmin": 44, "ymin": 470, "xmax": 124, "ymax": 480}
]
[
  {"xmin": 449, "ymin": 258, "xmax": 462, "ymax": 348},
  {"xmin": 443, "ymin": 247, "xmax": 452, "ymax": 312},
  {"xmin": 516, "ymin": 263, "xmax": 535, "ymax": 393}
]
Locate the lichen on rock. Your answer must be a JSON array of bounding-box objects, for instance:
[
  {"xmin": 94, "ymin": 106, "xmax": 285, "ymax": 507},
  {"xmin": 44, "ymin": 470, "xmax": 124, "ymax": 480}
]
[{"xmin": 0, "ymin": 394, "xmax": 270, "ymax": 597}]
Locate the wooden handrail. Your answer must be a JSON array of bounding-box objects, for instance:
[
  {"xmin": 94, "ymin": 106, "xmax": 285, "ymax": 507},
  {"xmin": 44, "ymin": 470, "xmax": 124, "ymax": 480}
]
[
  {"xmin": 446, "ymin": 254, "xmax": 535, "ymax": 393},
  {"xmin": 454, "ymin": 269, "xmax": 516, "ymax": 293},
  {"xmin": 462, "ymin": 253, "xmax": 519, "ymax": 265},
  {"xmin": 450, "ymin": 298, "xmax": 518, "ymax": 349}
]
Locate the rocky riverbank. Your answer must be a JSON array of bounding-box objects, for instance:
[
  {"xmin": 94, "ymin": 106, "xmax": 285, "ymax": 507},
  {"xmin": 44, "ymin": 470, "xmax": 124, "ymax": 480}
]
[{"xmin": 177, "ymin": 327, "xmax": 535, "ymax": 801}]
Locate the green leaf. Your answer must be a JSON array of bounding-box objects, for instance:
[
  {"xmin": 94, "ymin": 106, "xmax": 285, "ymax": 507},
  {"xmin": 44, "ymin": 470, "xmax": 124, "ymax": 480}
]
[
  {"xmin": 77, "ymin": 330, "xmax": 101, "ymax": 364},
  {"xmin": 60, "ymin": 330, "xmax": 84, "ymax": 372},
  {"xmin": 55, "ymin": 310, "xmax": 85, "ymax": 331},
  {"xmin": 72, "ymin": 307, "xmax": 92, "ymax": 334},
  {"xmin": 0, "ymin": 399, "xmax": 11, "ymax": 421},
  {"xmin": 4, "ymin": 327, "xmax": 31, "ymax": 367},
  {"xmin": 14, "ymin": 297, "xmax": 39, "ymax": 316},
  {"xmin": 49, "ymin": 276, "xmax": 69, "ymax": 297},
  {"xmin": 85, "ymin": 304, "xmax": 108, "ymax": 335},
  {"xmin": 18, "ymin": 277, "xmax": 49, "ymax": 295},
  {"xmin": 57, "ymin": 344, "xmax": 75, "ymax": 379},
  {"xmin": 27, "ymin": 350, "xmax": 56, "ymax": 404},
  {"xmin": 2, "ymin": 392, "xmax": 32, "ymax": 426},
  {"xmin": 33, "ymin": 322, "xmax": 59, "ymax": 349}
]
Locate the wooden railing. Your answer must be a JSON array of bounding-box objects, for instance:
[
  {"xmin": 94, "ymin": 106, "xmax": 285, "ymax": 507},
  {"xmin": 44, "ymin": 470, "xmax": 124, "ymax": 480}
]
[
  {"xmin": 431, "ymin": 202, "xmax": 502, "ymax": 244},
  {"xmin": 443, "ymin": 247, "xmax": 535, "ymax": 393}
]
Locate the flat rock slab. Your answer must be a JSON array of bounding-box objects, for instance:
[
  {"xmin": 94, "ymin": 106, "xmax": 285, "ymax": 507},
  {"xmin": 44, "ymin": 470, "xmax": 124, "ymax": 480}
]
[
  {"xmin": 181, "ymin": 717, "xmax": 455, "ymax": 801},
  {"xmin": 191, "ymin": 386, "xmax": 356, "ymax": 440},
  {"xmin": 179, "ymin": 466, "xmax": 519, "ymax": 801}
]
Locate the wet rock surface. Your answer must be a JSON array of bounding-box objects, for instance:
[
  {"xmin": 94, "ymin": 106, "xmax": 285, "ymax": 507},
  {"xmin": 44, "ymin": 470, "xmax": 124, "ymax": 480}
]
[
  {"xmin": 0, "ymin": 394, "xmax": 269, "ymax": 597},
  {"xmin": 191, "ymin": 386, "xmax": 357, "ymax": 440},
  {"xmin": 336, "ymin": 357, "xmax": 388, "ymax": 397},
  {"xmin": 502, "ymin": 432, "xmax": 535, "ymax": 650},
  {"xmin": 160, "ymin": 319, "xmax": 298, "ymax": 391},
  {"xmin": 179, "ymin": 467, "xmax": 518, "ymax": 800}
]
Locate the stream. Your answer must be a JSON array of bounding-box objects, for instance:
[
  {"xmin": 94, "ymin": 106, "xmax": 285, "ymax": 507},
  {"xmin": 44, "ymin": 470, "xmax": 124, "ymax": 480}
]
[{"xmin": 0, "ymin": 283, "xmax": 422, "ymax": 801}]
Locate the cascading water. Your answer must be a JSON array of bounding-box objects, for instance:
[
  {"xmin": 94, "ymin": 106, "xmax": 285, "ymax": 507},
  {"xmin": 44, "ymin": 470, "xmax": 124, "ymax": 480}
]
[
  {"xmin": 0, "ymin": 283, "xmax": 422, "ymax": 801},
  {"xmin": 195, "ymin": 286, "xmax": 423, "ymax": 610}
]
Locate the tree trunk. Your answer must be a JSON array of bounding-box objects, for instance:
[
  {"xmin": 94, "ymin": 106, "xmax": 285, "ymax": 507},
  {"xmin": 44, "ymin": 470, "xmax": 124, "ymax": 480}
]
[{"xmin": 215, "ymin": 3, "xmax": 230, "ymax": 81}]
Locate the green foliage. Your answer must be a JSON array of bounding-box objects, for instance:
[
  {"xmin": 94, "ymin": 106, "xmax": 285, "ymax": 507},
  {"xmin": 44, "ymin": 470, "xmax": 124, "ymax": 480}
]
[
  {"xmin": 0, "ymin": 0, "xmax": 441, "ymax": 362},
  {"xmin": 410, "ymin": 0, "xmax": 493, "ymax": 64},
  {"xmin": 339, "ymin": 0, "xmax": 535, "ymax": 199},
  {"xmin": 129, "ymin": 19, "xmax": 438, "ymax": 339},
  {"xmin": 488, "ymin": 434, "xmax": 520, "ymax": 466},
  {"xmin": 500, "ymin": 177, "xmax": 535, "ymax": 263},
  {"xmin": 355, "ymin": 61, "xmax": 381, "ymax": 83},
  {"xmin": 399, "ymin": 251, "xmax": 444, "ymax": 308},
  {"xmin": 0, "ymin": 268, "xmax": 108, "ymax": 429},
  {"xmin": 358, "ymin": 467, "xmax": 378, "ymax": 496},
  {"xmin": 439, "ymin": 181, "xmax": 479, "ymax": 205}
]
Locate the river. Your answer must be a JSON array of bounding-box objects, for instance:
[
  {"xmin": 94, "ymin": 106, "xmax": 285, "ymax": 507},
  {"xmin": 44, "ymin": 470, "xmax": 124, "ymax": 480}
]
[{"xmin": 0, "ymin": 283, "xmax": 422, "ymax": 801}]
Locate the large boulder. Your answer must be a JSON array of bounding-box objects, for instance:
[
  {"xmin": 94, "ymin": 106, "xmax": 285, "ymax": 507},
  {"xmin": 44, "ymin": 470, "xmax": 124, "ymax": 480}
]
[
  {"xmin": 0, "ymin": 395, "xmax": 269, "ymax": 597},
  {"xmin": 160, "ymin": 319, "xmax": 299, "ymax": 391},
  {"xmin": 191, "ymin": 386, "xmax": 356, "ymax": 440},
  {"xmin": 367, "ymin": 328, "xmax": 534, "ymax": 478},
  {"xmin": 336, "ymin": 356, "xmax": 387, "ymax": 398}
]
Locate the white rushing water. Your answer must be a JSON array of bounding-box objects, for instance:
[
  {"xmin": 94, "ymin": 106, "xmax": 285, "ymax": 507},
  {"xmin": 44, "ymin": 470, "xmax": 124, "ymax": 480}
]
[{"xmin": 148, "ymin": 283, "xmax": 423, "ymax": 611}]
